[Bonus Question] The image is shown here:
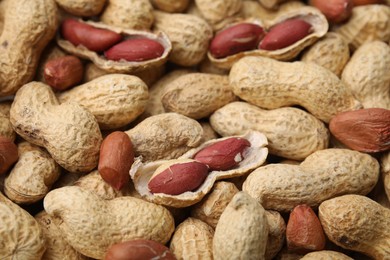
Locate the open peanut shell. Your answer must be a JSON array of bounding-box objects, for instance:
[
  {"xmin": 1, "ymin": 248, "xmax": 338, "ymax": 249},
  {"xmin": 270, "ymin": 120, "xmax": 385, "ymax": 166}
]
[
  {"xmin": 208, "ymin": 6, "xmax": 328, "ymax": 69},
  {"xmin": 130, "ymin": 131, "xmax": 268, "ymax": 208},
  {"xmin": 57, "ymin": 20, "xmax": 172, "ymax": 73}
]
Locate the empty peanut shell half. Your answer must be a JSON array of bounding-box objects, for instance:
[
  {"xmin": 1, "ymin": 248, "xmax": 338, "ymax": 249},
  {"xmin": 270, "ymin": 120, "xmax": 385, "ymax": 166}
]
[{"xmin": 130, "ymin": 131, "xmax": 268, "ymax": 207}]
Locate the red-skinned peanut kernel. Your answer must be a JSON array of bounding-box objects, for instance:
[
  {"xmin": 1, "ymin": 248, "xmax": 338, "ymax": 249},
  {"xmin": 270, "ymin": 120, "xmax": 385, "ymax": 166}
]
[
  {"xmin": 148, "ymin": 160, "xmax": 209, "ymax": 195},
  {"xmin": 193, "ymin": 137, "xmax": 251, "ymax": 171},
  {"xmin": 310, "ymin": 0, "xmax": 353, "ymax": 24},
  {"xmin": 61, "ymin": 19, "xmax": 122, "ymax": 52},
  {"xmin": 105, "ymin": 240, "xmax": 176, "ymax": 260},
  {"xmin": 98, "ymin": 131, "xmax": 134, "ymax": 190},
  {"xmin": 286, "ymin": 204, "xmax": 326, "ymax": 254},
  {"xmin": 104, "ymin": 38, "xmax": 165, "ymax": 62},
  {"xmin": 259, "ymin": 19, "xmax": 312, "ymax": 51},
  {"xmin": 209, "ymin": 23, "xmax": 266, "ymax": 58},
  {"xmin": 0, "ymin": 136, "xmax": 18, "ymax": 175}
]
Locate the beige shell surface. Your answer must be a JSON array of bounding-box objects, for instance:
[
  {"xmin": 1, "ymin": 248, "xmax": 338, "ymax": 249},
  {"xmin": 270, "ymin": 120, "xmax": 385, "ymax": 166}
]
[
  {"xmin": 209, "ymin": 7, "xmax": 328, "ymax": 69},
  {"xmin": 151, "ymin": 0, "xmax": 190, "ymax": 13},
  {"xmin": 300, "ymin": 250, "xmax": 353, "ymax": 260},
  {"xmin": 35, "ymin": 211, "xmax": 88, "ymax": 260},
  {"xmin": 57, "ymin": 20, "xmax": 172, "ymax": 74},
  {"xmin": 243, "ymin": 149, "xmax": 379, "ymax": 212},
  {"xmin": 83, "ymin": 62, "xmax": 109, "ymax": 83},
  {"xmin": 55, "ymin": 0, "xmax": 106, "ymax": 16},
  {"xmin": 195, "ymin": 0, "xmax": 242, "ymax": 28},
  {"xmin": 130, "ymin": 131, "xmax": 268, "ymax": 207},
  {"xmin": 43, "ymin": 186, "xmax": 175, "ymax": 259},
  {"xmin": 229, "ymin": 56, "xmax": 361, "ymax": 123},
  {"xmin": 199, "ymin": 121, "xmax": 219, "ymax": 143},
  {"xmin": 213, "ymin": 191, "xmax": 268, "ymax": 260},
  {"xmin": 191, "ymin": 181, "xmax": 239, "ymax": 229},
  {"xmin": 0, "ymin": 191, "xmax": 45, "ymax": 259},
  {"xmin": 153, "ymin": 11, "xmax": 213, "ymax": 66},
  {"xmin": 341, "ymin": 41, "xmax": 390, "ymax": 109},
  {"xmin": 74, "ymin": 170, "xmax": 135, "ymax": 200},
  {"xmin": 0, "ymin": 106, "xmax": 15, "ymax": 141},
  {"xmin": 58, "ymin": 74, "xmax": 149, "ymax": 130},
  {"xmin": 382, "ymin": 152, "xmax": 390, "ymax": 203},
  {"xmin": 319, "ymin": 195, "xmax": 390, "ymax": 259},
  {"xmin": 101, "ymin": 0, "xmax": 154, "ymax": 30},
  {"xmin": 125, "ymin": 113, "xmax": 204, "ymax": 161},
  {"xmin": 210, "ymin": 102, "xmax": 329, "ymax": 160},
  {"xmin": 265, "ymin": 210, "xmax": 286, "ymax": 260},
  {"xmin": 4, "ymin": 142, "xmax": 61, "ymax": 204},
  {"xmin": 240, "ymin": 1, "xmax": 305, "ymax": 21},
  {"xmin": 301, "ymin": 32, "xmax": 350, "ymax": 77},
  {"xmin": 258, "ymin": 0, "xmax": 292, "ymax": 9},
  {"xmin": 142, "ymin": 69, "xmax": 193, "ymax": 118},
  {"xmin": 10, "ymin": 82, "xmax": 102, "ymax": 173},
  {"xmin": 161, "ymin": 73, "xmax": 237, "ymax": 119},
  {"xmin": 170, "ymin": 217, "xmax": 214, "ymax": 259},
  {"xmin": 0, "ymin": 0, "xmax": 58, "ymax": 97},
  {"xmin": 335, "ymin": 5, "xmax": 390, "ymax": 51}
]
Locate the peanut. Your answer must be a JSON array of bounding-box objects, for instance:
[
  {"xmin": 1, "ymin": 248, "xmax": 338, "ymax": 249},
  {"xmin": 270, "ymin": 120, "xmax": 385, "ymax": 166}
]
[
  {"xmin": 55, "ymin": 0, "xmax": 106, "ymax": 16},
  {"xmin": 210, "ymin": 101, "xmax": 329, "ymax": 160},
  {"xmin": 286, "ymin": 204, "xmax": 326, "ymax": 253},
  {"xmin": 243, "ymin": 149, "xmax": 379, "ymax": 211},
  {"xmin": 35, "ymin": 43, "xmax": 67, "ymax": 83},
  {"xmin": 98, "ymin": 131, "xmax": 134, "ymax": 191},
  {"xmin": 0, "ymin": 0, "xmax": 57, "ymax": 96},
  {"xmin": 264, "ymin": 210, "xmax": 286, "ymax": 260},
  {"xmin": 43, "ymin": 55, "xmax": 84, "ymax": 91},
  {"xmin": 319, "ymin": 194, "xmax": 390, "ymax": 259},
  {"xmin": 161, "ymin": 73, "xmax": 237, "ymax": 119},
  {"xmin": 4, "ymin": 142, "xmax": 60, "ymax": 204},
  {"xmin": 341, "ymin": 41, "xmax": 390, "ymax": 109},
  {"xmin": 329, "ymin": 108, "xmax": 390, "ymax": 152},
  {"xmin": 210, "ymin": 23, "xmax": 265, "ymax": 58},
  {"xmin": 0, "ymin": 102, "xmax": 16, "ymax": 141},
  {"xmin": 0, "ymin": 191, "xmax": 45, "ymax": 258},
  {"xmin": 213, "ymin": 192, "xmax": 268, "ymax": 260},
  {"xmin": 170, "ymin": 217, "xmax": 214, "ymax": 259},
  {"xmin": 10, "ymin": 81, "xmax": 102, "ymax": 173},
  {"xmin": 0, "ymin": 136, "xmax": 18, "ymax": 175},
  {"xmin": 309, "ymin": 0, "xmax": 352, "ymax": 23},
  {"xmin": 43, "ymin": 186, "xmax": 175, "ymax": 259},
  {"xmin": 61, "ymin": 19, "xmax": 122, "ymax": 52},
  {"xmin": 300, "ymin": 250, "xmax": 353, "ymax": 260},
  {"xmin": 151, "ymin": 0, "xmax": 190, "ymax": 13},
  {"xmin": 105, "ymin": 38, "xmax": 165, "ymax": 61},
  {"xmin": 148, "ymin": 159, "xmax": 209, "ymax": 195},
  {"xmin": 229, "ymin": 56, "xmax": 361, "ymax": 123},
  {"xmin": 382, "ymin": 152, "xmax": 390, "ymax": 202},
  {"xmin": 259, "ymin": 18, "xmax": 312, "ymax": 50},
  {"xmin": 105, "ymin": 240, "xmax": 176, "ymax": 260}
]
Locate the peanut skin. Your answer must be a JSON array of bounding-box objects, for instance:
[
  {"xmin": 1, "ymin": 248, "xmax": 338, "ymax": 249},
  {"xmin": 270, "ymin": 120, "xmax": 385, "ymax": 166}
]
[
  {"xmin": 105, "ymin": 38, "xmax": 165, "ymax": 61},
  {"xmin": 0, "ymin": 136, "xmax": 18, "ymax": 175}
]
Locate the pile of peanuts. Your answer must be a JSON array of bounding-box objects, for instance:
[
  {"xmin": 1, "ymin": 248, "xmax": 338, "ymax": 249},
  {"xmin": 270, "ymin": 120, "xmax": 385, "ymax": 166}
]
[{"xmin": 1, "ymin": 0, "xmax": 390, "ymax": 259}]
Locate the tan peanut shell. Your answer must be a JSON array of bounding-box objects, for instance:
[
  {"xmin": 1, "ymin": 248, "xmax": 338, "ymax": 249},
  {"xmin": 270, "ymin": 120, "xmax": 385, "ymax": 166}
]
[
  {"xmin": 57, "ymin": 20, "xmax": 172, "ymax": 74},
  {"xmin": 151, "ymin": 0, "xmax": 190, "ymax": 12},
  {"xmin": 58, "ymin": 74, "xmax": 149, "ymax": 129},
  {"xmin": 170, "ymin": 217, "xmax": 214, "ymax": 259},
  {"xmin": 35, "ymin": 211, "xmax": 88, "ymax": 260},
  {"xmin": 265, "ymin": 210, "xmax": 286, "ymax": 260},
  {"xmin": 55, "ymin": 0, "xmax": 106, "ymax": 16},
  {"xmin": 301, "ymin": 32, "xmax": 350, "ymax": 77},
  {"xmin": 319, "ymin": 194, "xmax": 390, "ymax": 259},
  {"xmin": 4, "ymin": 142, "xmax": 61, "ymax": 204},
  {"xmin": 130, "ymin": 131, "xmax": 268, "ymax": 207},
  {"xmin": 0, "ymin": 102, "xmax": 15, "ymax": 141},
  {"xmin": 0, "ymin": 191, "xmax": 45, "ymax": 258},
  {"xmin": 142, "ymin": 69, "xmax": 192, "ymax": 118},
  {"xmin": 74, "ymin": 170, "xmax": 135, "ymax": 200},
  {"xmin": 258, "ymin": 0, "xmax": 295, "ymax": 9},
  {"xmin": 213, "ymin": 191, "xmax": 268, "ymax": 260},
  {"xmin": 195, "ymin": 0, "xmax": 242, "ymax": 30},
  {"xmin": 300, "ymin": 250, "xmax": 353, "ymax": 260},
  {"xmin": 382, "ymin": 152, "xmax": 390, "ymax": 202},
  {"xmin": 229, "ymin": 56, "xmax": 361, "ymax": 123},
  {"xmin": 240, "ymin": 1, "xmax": 305, "ymax": 21},
  {"xmin": 209, "ymin": 7, "xmax": 328, "ymax": 69},
  {"xmin": 198, "ymin": 57, "xmax": 229, "ymax": 75},
  {"xmin": 341, "ymin": 41, "xmax": 390, "ymax": 109},
  {"xmin": 83, "ymin": 62, "xmax": 109, "ymax": 83},
  {"xmin": 10, "ymin": 81, "xmax": 102, "ymax": 173},
  {"xmin": 243, "ymin": 148, "xmax": 379, "ymax": 212},
  {"xmin": 335, "ymin": 4, "xmax": 390, "ymax": 50},
  {"xmin": 210, "ymin": 102, "xmax": 329, "ymax": 160},
  {"xmin": 0, "ymin": 0, "xmax": 5, "ymax": 33},
  {"xmin": 191, "ymin": 181, "xmax": 239, "ymax": 228},
  {"xmin": 0, "ymin": 0, "xmax": 57, "ymax": 97},
  {"xmin": 161, "ymin": 73, "xmax": 237, "ymax": 119},
  {"xmin": 125, "ymin": 113, "xmax": 204, "ymax": 161},
  {"xmin": 44, "ymin": 186, "xmax": 175, "ymax": 259},
  {"xmin": 101, "ymin": 0, "xmax": 154, "ymax": 30},
  {"xmin": 199, "ymin": 121, "xmax": 219, "ymax": 143},
  {"xmin": 153, "ymin": 11, "xmax": 213, "ymax": 66}
]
